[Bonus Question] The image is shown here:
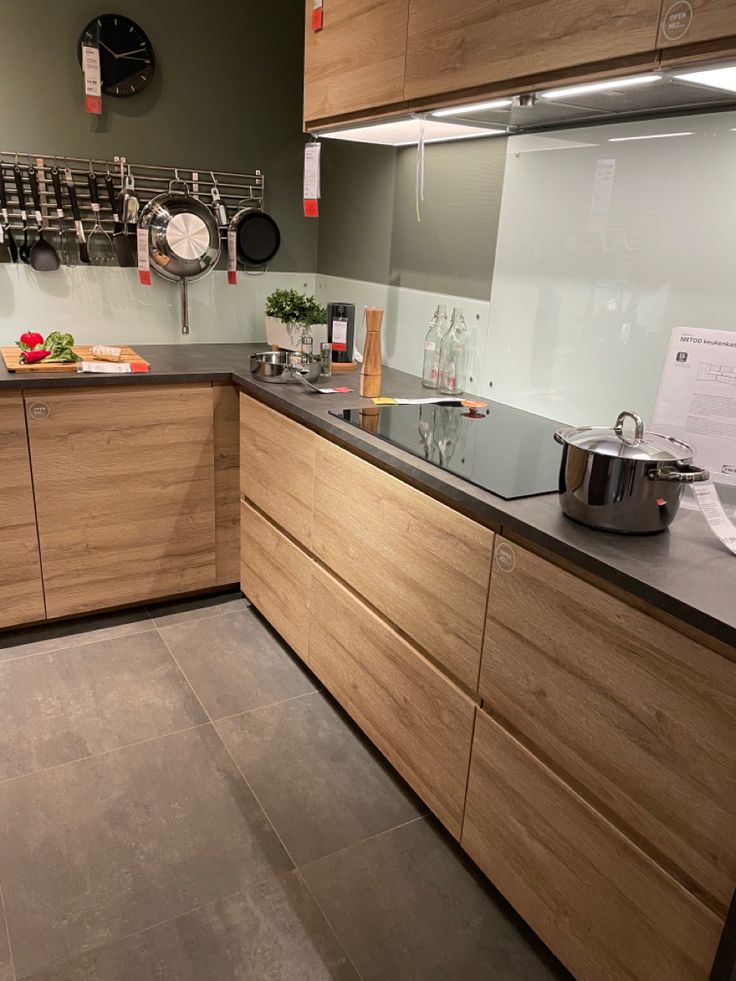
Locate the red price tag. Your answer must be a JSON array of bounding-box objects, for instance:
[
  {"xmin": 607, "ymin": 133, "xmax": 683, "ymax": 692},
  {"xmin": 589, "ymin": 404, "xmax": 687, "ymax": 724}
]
[
  {"xmin": 82, "ymin": 45, "xmax": 102, "ymax": 116},
  {"xmin": 312, "ymin": 0, "xmax": 324, "ymax": 31},
  {"xmin": 304, "ymin": 199, "xmax": 319, "ymax": 218}
]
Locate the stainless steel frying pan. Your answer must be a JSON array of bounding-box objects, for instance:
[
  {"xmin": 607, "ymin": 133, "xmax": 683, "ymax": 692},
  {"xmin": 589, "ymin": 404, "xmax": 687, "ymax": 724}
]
[{"xmin": 138, "ymin": 180, "xmax": 221, "ymax": 334}]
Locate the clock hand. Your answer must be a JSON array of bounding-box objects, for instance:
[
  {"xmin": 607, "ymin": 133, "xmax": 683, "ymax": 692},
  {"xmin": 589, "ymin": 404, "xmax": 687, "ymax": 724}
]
[
  {"xmin": 115, "ymin": 47, "xmax": 147, "ymax": 58},
  {"xmin": 118, "ymin": 55, "xmax": 151, "ymax": 63},
  {"xmin": 98, "ymin": 40, "xmax": 120, "ymax": 58}
]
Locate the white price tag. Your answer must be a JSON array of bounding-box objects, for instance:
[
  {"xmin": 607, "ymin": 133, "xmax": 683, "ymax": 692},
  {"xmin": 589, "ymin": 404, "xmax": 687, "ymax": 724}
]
[
  {"xmin": 227, "ymin": 228, "xmax": 237, "ymax": 285},
  {"xmin": 136, "ymin": 226, "xmax": 151, "ymax": 286},
  {"xmin": 304, "ymin": 142, "xmax": 321, "ymax": 217},
  {"xmin": 691, "ymin": 482, "xmax": 736, "ymax": 555},
  {"xmin": 331, "ymin": 316, "xmax": 348, "ymax": 352},
  {"xmin": 82, "ymin": 44, "xmax": 102, "ymax": 115}
]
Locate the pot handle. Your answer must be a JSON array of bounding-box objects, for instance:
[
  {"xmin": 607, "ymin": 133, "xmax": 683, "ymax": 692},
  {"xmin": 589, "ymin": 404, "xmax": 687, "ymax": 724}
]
[
  {"xmin": 614, "ymin": 410, "xmax": 644, "ymax": 446},
  {"xmin": 651, "ymin": 464, "xmax": 710, "ymax": 483},
  {"xmin": 553, "ymin": 430, "xmax": 565, "ymax": 445}
]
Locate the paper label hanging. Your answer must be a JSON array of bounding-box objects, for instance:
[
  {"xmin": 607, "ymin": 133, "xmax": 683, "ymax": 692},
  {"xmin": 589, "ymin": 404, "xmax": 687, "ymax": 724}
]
[
  {"xmin": 136, "ymin": 226, "xmax": 151, "ymax": 286},
  {"xmin": 227, "ymin": 228, "xmax": 238, "ymax": 285},
  {"xmin": 82, "ymin": 44, "xmax": 102, "ymax": 115},
  {"xmin": 312, "ymin": 0, "xmax": 324, "ymax": 31},
  {"xmin": 691, "ymin": 482, "xmax": 736, "ymax": 556},
  {"xmin": 303, "ymin": 142, "xmax": 321, "ymax": 218}
]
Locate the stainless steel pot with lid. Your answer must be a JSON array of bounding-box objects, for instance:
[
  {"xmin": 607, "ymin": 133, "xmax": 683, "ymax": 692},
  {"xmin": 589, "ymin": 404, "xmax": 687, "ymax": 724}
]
[{"xmin": 554, "ymin": 410, "xmax": 709, "ymax": 534}]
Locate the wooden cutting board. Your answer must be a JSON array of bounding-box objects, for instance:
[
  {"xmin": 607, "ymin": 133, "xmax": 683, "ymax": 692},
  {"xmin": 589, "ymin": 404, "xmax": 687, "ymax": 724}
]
[{"xmin": 1, "ymin": 346, "xmax": 150, "ymax": 373}]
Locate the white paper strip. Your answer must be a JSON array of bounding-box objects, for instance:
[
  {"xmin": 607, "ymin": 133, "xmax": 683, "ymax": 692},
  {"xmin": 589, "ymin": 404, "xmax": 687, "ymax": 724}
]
[{"xmin": 691, "ymin": 482, "xmax": 736, "ymax": 555}]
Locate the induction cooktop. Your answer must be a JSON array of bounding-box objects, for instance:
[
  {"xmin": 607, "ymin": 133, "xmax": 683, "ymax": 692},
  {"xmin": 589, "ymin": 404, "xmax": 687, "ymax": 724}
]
[{"xmin": 330, "ymin": 401, "xmax": 565, "ymax": 500}]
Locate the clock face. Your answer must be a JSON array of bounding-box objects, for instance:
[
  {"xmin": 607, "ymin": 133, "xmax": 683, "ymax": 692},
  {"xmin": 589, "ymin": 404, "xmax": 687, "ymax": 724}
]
[{"xmin": 78, "ymin": 14, "xmax": 155, "ymax": 98}]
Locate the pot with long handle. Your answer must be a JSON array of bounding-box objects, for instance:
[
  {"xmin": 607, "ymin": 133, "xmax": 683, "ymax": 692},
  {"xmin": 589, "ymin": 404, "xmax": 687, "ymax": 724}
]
[
  {"xmin": 554, "ymin": 409, "xmax": 709, "ymax": 534},
  {"xmin": 138, "ymin": 180, "xmax": 220, "ymax": 335}
]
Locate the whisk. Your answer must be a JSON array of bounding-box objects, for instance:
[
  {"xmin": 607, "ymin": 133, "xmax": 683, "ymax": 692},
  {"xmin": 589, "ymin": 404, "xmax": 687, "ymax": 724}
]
[{"xmin": 87, "ymin": 169, "xmax": 115, "ymax": 265}]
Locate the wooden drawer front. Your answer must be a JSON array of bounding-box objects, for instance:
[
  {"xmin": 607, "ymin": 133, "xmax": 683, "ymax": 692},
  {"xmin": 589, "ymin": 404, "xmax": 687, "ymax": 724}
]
[
  {"xmin": 240, "ymin": 394, "xmax": 316, "ymax": 549},
  {"xmin": 312, "ymin": 439, "xmax": 494, "ymax": 689},
  {"xmin": 241, "ymin": 501, "xmax": 313, "ymax": 663},
  {"xmin": 404, "ymin": 0, "xmax": 661, "ymax": 102},
  {"xmin": 0, "ymin": 392, "xmax": 45, "ymax": 628},
  {"xmin": 463, "ymin": 712, "xmax": 722, "ymax": 981},
  {"xmin": 304, "ymin": 0, "xmax": 410, "ymax": 125},
  {"xmin": 310, "ymin": 565, "xmax": 476, "ymax": 837},
  {"xmin": 481, "ymin": 538, "xmax": 736, "ymax": 914},
  {"xmin": 26, "ymin": 385, "xmax": 216, "ymax": 619},
  {"xmin": 658, "ymin": 0, "xmax": 736, "ymax": 48}
]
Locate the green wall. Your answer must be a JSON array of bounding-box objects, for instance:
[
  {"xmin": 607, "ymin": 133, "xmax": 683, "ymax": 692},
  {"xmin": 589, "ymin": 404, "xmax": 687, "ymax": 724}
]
[
  {"xmin": 317, "ymin": 136, "xmax": 507, "ymax": 300},
  {"xmin": 0, "ymin": 0, "xmax": 316, "ymax": 272}
]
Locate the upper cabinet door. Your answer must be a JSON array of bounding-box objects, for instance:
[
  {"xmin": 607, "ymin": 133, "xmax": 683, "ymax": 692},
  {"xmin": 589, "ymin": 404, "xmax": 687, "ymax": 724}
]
[
  {"xmin": 658, "ymin": 0, "xmax": 736, "ymax": 49},
  {"xmin": 404, "ymin": 0, "xmax": 662, "ymax": 101},
  {"xmin": 0, "ymin": 392, "xmax": 45, "ymax": 629},
  {"xmin": 303, "ymin": 0, "xmax": 410, "ymax": 127}
]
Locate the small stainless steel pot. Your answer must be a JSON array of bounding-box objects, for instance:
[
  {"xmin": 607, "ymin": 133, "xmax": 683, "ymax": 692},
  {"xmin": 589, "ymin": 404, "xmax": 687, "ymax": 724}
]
[
  {"xmin": 554, "ymin": 410, "xmax": 709, "ymax": 534},
  {"xmin": 249, "ymin": 350, "xmax": 322, "ymax": 386}
]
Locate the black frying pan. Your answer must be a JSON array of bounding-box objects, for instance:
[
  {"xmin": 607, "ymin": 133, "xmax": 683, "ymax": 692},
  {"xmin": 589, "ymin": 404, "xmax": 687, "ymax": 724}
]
[{"xmin": 228, "ymin": 205, "xmax": 281, "ymax": 267}]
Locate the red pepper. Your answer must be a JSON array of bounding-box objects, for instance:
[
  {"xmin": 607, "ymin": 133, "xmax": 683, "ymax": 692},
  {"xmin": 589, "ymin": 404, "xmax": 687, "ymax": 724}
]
[
  {"xmin": 21, "ymin": 349, "xmax": 51, "ymax": 364},
  {"xmin": 19, "ymin": 332, "xmax": 44, "ymax": 349}
]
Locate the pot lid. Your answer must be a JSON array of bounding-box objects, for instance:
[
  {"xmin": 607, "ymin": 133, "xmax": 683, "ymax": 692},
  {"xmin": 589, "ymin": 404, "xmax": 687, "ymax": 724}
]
[{"xmin": 555, "ymin": 410, "xmax": 695, "ymax": 462}]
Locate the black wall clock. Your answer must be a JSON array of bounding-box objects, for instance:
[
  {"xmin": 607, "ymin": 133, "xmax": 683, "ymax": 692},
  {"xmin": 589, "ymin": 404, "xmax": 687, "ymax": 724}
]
[{"xmin": 77, "ymin": 14, "xmax": 155, "ymax": 98}]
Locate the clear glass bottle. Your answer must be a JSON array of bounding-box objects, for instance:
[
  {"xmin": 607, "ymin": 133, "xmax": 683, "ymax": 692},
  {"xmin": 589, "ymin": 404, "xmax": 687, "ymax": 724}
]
[
  {"xmin": 421, "ymin": 304, "xmax": 448, "ymax": 388},
  {"xmin": 299, "ymin": 328, "xmax": 314, "ymax": 363},
  {"xmin": 437, "ymin": 308, "xmax": 467, "ymax": 396}
]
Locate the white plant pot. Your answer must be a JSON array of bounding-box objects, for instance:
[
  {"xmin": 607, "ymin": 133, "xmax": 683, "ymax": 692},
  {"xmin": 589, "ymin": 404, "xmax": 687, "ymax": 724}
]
[{"xmin": 264, "ymin": 316, "xmax": 328, "ymax": 352}]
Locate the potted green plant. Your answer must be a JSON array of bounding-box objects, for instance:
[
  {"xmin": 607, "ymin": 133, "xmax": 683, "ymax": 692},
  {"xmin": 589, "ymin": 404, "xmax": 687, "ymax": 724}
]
[{"xmin": 264, "ymin": 288, "xmax": 327, "ymax": 351}]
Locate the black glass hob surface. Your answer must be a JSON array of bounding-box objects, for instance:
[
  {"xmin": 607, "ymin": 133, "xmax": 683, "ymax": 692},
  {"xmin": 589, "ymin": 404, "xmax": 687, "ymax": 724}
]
[{"xmin": 330, "ymin": 402, "xmax": 565, "ymax": 500}]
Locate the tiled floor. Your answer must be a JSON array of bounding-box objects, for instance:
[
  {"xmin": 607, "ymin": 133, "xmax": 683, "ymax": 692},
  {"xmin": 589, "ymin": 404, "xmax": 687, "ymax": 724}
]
[{"xmin": 0, "ymin": 591, "xmax": 571, "ymax": 981}]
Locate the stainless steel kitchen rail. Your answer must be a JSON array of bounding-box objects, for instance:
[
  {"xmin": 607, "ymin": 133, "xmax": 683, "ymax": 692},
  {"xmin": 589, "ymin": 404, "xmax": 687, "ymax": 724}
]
[{"xmin": 0, "ymin": 150, "xmax": 264, "ymax": 240}]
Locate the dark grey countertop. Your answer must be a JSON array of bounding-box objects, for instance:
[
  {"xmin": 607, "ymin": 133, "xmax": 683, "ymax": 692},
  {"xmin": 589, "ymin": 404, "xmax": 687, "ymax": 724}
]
[{"xmin": 2, "ymin": 343, "xmax": 734, "ymax": 648}]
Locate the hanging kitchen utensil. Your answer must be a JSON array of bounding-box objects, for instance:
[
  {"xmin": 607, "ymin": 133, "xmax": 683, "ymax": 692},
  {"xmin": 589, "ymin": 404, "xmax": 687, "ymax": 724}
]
[
  {"xmin": 0, "ymin": 164, "xmax": 17, "ymax": 263},
  {"xmin": 64, "ymin": 168, "xmax": 89, "ymax": 264},
  {"xmin": 120, "ymin": 166, "xmax": 139, "ymax": 229},
  {"xmin": 13, "ymin": 165, "xmax": 31, "ymax": 263},
  {"xmin": 52, "ymin": 165, "xmax": 77, "ymax": 267},
  {"xmin": 210, "ymin": 174, "xmax": 228, "ymax": 227},
  {"xmin": 105, "ymin": 171, "xmax": 134, "ymax": 267},
  {"xmin": 87, "ymin": 169, "xmax": 115, "ymax": 265},
  {"xmin": 27, "ymin": 166, "xmax": 60, "ymax": 271},
  {"xmin": 227, "ymin": 202, "xmax": 281, "ymax": 269},
  {"xmin": 138, "ymin": 179, "xmax": 221, "ymax": 335}
]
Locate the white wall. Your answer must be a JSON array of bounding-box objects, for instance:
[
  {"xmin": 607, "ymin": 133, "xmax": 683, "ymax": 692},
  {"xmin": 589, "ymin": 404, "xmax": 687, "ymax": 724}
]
[
  {"xmin": 0, "ymin": 267, "xmax": 316, "ymax": 346},
  {"xmin": 481, "ymin": 111, "xmax": 736, "ymax": 426}
]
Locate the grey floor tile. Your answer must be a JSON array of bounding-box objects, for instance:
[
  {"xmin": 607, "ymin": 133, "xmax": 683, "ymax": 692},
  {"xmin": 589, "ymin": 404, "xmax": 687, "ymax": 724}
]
[
  {"xmin": 0, "ymin": 725, "xmax": 292, "ymax": 980},
  {"xmin": 159, "ymin": 608, "xmax": 317, "ymax": 720},
  {"xmin": 0, "ymin": 906, "xmax": 12, "ymax": 981},
  {"xmin": 147, "ymin": 591, "xmax": 249, "ymax": 628},
  {"xmin": 217, "ymin": 691, "xmax": 423, "ymax": 865},
  {"xmin": 302, "ymin": 817, "xmax": 570, "ymax": 981},
  {"xmin": 25, "ymin": 873, "xmax": 359, "ymax": 981},
  {"xmin": 0, "ymin": 608, "xmax": 152, "ymax": 663},
  {"xmin": 0, "ymin": 632, "xmax": 207, "ymax": 782}
]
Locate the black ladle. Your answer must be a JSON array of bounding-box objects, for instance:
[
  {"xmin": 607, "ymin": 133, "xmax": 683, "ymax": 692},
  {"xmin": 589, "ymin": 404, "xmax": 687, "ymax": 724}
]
[
  {"xmin": 27, "ymin": 166, "xmax": 60, "ymax": 271},
  {"xmin": 13, "ymin": 165, "xmax": 31, "ymax": 264}
]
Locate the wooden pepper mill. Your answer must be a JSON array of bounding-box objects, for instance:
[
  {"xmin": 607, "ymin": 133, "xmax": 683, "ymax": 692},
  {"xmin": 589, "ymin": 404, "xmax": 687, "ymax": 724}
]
[{"xmin": 360, "ymin": 307, "xmax": 384, "ymax": 398}]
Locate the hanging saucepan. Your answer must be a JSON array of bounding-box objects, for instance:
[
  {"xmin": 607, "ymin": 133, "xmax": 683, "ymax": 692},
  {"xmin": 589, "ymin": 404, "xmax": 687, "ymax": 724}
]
[
  {"xmin": 228, "ymin": 201, "xmax": 281, "ymax": 270},
  {"xmin": 138, "ymin": 180, "xmax": 221, "ymax": 334}
]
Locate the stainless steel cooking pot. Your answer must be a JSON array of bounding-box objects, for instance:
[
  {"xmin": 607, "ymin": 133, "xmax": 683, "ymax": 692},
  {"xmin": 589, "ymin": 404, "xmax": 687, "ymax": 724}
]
[
  {"xmin": 554, "ymin": 410, "xmax": 709, "ymax": 534},
  {"xmin": 249, "ymin": 350, "xmax": 322, "ymax": 387}
]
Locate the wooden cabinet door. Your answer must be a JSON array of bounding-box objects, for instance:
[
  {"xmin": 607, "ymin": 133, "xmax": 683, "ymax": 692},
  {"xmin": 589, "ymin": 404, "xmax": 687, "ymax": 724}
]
[
  {"xmin": 462, "ymin": 712, "xmax": 722, "ymax": 981},
  {"xmin": 312, "ymin": 438, "xmax": 494, "ymax": 690},
  {"xmin": 240, "ymin": 395, "xmax": 316, "ymax": 549},
  {"xmin": 0, "ymin": 392, "xmax": 45, "ymax": 628},
  {"xmin": 26, "ymin": 385, "xmax": 216, "ymax": 619},
  {"xmin": 303, "ymin": 0, "xmax": 410, "ymax": 126},
  {"xmin": 658, "ymin": 0, "xmax": 736, "ymax": 48},
  {"xmin": 310, "ymin": 565, "xmax": 476, "ymax": 837},
  {"xmin": 481, "ymin": 538, "xmax": 736, "ymax": 916},
  {"xmin": 213, "ymin": 385, "xmax": 240, "ymax": 586},
  {"xmin": 240, "ymin": 501, "xmax": 313, "ymax": 663},
  {"xmin": 404, "ymin": 0, "xmax": 662, "ymax": 101}
]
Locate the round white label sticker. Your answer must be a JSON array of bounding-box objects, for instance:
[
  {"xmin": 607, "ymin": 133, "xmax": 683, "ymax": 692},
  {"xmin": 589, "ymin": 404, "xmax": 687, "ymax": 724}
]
[
  {"xmin": 28, "ymin": 401, "xmax": 50, "ymax": 421},
  {"xmin": 662, "ymin": 0, "xmax": 693, "ymax": 40},
  {"xmin": 495, "ymin": 542, "xmax": 516, "ymax": 573}
]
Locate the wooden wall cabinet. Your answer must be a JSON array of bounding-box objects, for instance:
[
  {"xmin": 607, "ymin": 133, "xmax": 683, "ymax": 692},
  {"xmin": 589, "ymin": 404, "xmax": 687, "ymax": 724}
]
[
  {"xmin": 658, "ymin": 0, "xmax": 736, "ymax": 50},
  {"xmin": 25, "ymin": 385, "xmax": 217, "ymax": 619},
  {"xmin": 462, "ymin": 711, "xmax": 722, "ymax": 981},
  {"xmin": 0, "ymin": 392, "xmax": 45, "ymax": 628},
  {"xmin": 481, "ymin": 537, "xmax": 736, "ymax": 916},
  {"xmin": 404, "ymin": 0, "xmax": 662, "ymax": 102},
  {"xmin": 240, "ymin": 394, "xmax": 316, "ymax": 549},
  {"xmin": 312, "ymin": 438, "xmax": 494, "ymax": 690},
  {"xmin": 303, "ymin": 0, "xmax": 410, "ymax": 127}
]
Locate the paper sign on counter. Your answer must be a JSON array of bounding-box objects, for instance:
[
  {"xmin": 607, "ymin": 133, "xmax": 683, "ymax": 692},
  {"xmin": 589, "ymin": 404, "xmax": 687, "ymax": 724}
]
[
  {"xmin": 651, "ymin": 327, "xmax": 736, "ymax": 485},
  {"xmin": 691, "ymin": 482, "xmax": 736, "ymax": 556}
]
